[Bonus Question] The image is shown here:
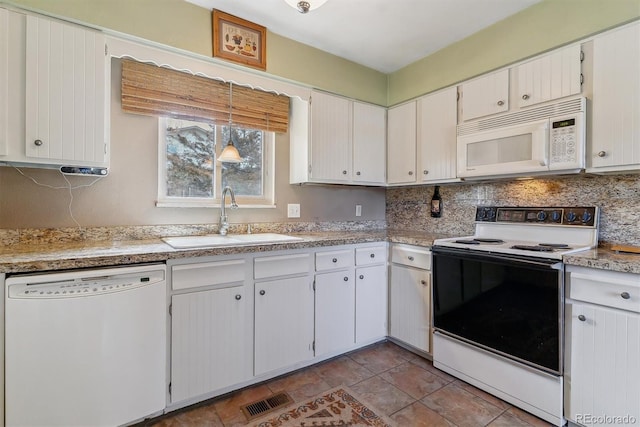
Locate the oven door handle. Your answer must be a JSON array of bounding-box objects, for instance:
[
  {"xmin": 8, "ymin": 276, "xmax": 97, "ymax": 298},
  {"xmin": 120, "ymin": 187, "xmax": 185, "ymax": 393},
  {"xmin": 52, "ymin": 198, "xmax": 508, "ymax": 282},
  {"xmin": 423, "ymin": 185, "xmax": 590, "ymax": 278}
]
[{"xmin": 432, "ymin": 247, "xmax": 563, "ymax": 270}]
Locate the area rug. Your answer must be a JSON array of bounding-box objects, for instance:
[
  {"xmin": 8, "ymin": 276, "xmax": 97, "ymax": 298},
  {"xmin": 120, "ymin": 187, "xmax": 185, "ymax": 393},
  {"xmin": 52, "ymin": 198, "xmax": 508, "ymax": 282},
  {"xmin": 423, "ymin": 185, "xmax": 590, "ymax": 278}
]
[{"xmin": 249, "ymin": 386, "xmax": 397, "ymax": 427}]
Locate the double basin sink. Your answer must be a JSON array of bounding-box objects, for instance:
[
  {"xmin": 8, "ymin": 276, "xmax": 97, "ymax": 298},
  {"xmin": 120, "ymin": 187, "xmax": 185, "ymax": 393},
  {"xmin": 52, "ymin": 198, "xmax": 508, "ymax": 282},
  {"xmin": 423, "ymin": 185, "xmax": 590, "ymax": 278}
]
[{"xmin": 162, "ymin": 233, "xmax": 304, "ymax": 249}]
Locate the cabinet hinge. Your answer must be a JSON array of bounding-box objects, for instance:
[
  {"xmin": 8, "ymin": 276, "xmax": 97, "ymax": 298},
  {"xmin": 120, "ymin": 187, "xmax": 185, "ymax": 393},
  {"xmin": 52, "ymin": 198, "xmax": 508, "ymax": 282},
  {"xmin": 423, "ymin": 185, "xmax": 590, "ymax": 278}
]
[
  {"xmin": 168, "ymin": 382, "xmax": 172, "ymax": 396},
  {"xmin": 312, "ymin": 280, "xmax": 316, "ymax": 291},
  {"xmin": 104, "ymin": 143, "xmax": 108, "ymax": 155},
  {"xmin": 308, "ymin": 164, "xmax": 312, "ymax": 174},
  {"xmin": 105, "ymin": 43, "xmax": 108, "ymax": 56},
  {"xmin": 169, "ymin": 303, "xmax": 172, "ymax": 316},
  {"xmin": 580, "ymin": 50, "xmax": 584, "ymax": 62},
  {"xmin": 312, "ymin": 341, "xmax": 315, "ymax": 352}
]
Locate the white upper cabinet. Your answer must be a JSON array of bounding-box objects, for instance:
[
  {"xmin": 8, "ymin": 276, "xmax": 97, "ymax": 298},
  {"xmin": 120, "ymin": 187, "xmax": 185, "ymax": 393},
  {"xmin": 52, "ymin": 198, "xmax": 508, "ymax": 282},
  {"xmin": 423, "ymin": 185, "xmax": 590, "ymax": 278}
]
[
  {"xmin": 0, "ymin": 10, "xmax": 108, "ymax": 168},
  {"xmin": 352, "ymin": 101, "xmax": 386, "ymax": 184},
  {"xmin": 291, "ymin": 90, "xmax": 386, "ymax": 185},
  {"xmin": 460, "ymin": 69, "xmax": 509, "ymax": 121},
  {"xmin": 24, "ymin": 14, "xmax": 108, "ymax": 167},
  {"xmin": 588, "ymin": 22, "xmax": 640, "ymax": 173},
  {"xmin": 417, "ymin": 87, "xmax": 458, "ymax": 183},
  {"xmin": 387, "ymin": 101, "xmax": 417, "ymax": 185},
  {"xmin": 515, "ymin": 44, "xmax": 582, "ymax": 108}
]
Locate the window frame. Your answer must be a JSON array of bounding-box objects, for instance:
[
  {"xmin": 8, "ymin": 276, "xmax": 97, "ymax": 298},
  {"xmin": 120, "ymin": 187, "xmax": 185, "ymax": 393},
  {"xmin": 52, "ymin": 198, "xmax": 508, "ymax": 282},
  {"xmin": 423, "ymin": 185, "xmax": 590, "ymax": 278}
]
[{"xmin": 156, "ymin": 117, "xmax": 275, "ymax": 208}]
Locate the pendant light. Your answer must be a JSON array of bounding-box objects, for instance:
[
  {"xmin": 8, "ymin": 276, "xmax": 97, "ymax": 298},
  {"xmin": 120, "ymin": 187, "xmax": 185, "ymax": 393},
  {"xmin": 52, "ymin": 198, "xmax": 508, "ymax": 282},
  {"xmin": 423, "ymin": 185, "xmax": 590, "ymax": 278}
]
[
  {"xmin": 284, "ymin": 0, "xmax": 328, "ymax": 14},
  {"xmin": 217, "ymin": 82, "xmax": 242, "ymax": 163}
]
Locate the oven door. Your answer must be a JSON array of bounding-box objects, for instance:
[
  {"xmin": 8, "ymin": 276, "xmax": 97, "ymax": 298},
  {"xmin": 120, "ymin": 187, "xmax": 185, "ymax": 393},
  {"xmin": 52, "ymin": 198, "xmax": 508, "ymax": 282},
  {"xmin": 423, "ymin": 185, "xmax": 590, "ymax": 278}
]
[{"xmin": 432, "ymin": 247, "xmax": 564, "ymax": 375}]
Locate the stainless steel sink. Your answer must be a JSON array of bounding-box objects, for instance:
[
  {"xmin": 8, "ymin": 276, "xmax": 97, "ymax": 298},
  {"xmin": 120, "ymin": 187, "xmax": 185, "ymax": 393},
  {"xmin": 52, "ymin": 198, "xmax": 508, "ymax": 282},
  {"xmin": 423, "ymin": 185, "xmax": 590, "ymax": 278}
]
[{"xmin": 162, "ymin": 233, "xmax": 303, "ymax": 249}]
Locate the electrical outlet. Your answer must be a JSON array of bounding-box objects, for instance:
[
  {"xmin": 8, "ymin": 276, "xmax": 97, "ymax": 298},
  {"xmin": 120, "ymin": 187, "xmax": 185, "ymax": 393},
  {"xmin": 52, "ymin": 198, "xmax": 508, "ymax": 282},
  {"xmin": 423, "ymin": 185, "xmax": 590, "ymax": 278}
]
[
  {"xmin": 287, "ymin": 203, "xmax": 301, "ymax": 218},
  {"xmin": 355, "ymin": 204, "xmax": 362, "ymax": 217}
]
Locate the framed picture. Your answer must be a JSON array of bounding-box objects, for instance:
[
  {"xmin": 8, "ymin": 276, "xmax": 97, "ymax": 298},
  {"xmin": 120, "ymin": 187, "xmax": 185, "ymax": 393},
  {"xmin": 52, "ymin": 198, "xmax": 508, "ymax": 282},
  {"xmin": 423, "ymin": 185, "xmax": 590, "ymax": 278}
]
[{"xmin": 212, "ymin": 10, "xmax": 266, "ymax": 71}]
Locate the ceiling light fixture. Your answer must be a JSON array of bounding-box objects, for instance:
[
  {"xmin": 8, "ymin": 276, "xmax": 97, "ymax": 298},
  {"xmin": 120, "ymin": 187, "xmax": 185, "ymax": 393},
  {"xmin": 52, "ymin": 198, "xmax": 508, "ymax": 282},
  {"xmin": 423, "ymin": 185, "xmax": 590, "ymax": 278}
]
[
  {"xmin": 284, "ymin": 0, "xmax": 328, "ymax": 14},
  {"xmin": 217, "ymin": 82, "xmax": 242, "ymax": 163}
]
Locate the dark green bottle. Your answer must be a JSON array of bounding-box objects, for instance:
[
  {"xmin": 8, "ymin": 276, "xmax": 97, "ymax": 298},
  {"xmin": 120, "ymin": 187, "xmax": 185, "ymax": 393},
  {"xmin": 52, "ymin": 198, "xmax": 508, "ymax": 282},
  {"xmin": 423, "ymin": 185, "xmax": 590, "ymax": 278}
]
[{"xmin": 430, "ymin": 186, "xmax": 442, "ymax": 218}]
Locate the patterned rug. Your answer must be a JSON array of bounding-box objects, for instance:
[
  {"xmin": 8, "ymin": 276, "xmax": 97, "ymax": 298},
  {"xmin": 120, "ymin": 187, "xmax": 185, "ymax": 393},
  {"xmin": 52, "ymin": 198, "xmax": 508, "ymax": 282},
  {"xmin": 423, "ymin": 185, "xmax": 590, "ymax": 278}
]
[{"xmin": 249, "ymin": 386, "xmax": 397, "ymax": 427}]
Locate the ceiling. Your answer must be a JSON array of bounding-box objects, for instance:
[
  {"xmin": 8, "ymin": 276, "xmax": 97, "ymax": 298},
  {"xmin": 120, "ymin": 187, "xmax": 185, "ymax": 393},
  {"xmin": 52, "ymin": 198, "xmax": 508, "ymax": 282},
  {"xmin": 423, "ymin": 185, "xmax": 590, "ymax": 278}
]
[{"xmin": 185, "ymin": 0, "xmax": 541, "ymax": 73}]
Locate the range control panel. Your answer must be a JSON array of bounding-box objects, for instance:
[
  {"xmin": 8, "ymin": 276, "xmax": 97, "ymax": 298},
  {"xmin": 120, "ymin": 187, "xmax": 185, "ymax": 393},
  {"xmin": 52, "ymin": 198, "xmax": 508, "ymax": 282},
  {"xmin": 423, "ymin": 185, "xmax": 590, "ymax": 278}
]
[{"xmin": 475, "ymin": 206, "xmax": 598, "ymax": 227}]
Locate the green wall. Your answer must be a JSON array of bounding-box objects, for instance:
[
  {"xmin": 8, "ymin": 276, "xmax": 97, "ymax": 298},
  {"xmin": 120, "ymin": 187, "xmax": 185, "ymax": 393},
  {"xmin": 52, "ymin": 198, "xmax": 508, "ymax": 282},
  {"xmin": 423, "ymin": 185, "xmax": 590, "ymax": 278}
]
[
  {"xmin": 388, "ymin": 0, "xmax": 640, "ymax": 105},
  {"xmin": 1, "ymin": 0, "xmax": 388, "ymax": 105}
]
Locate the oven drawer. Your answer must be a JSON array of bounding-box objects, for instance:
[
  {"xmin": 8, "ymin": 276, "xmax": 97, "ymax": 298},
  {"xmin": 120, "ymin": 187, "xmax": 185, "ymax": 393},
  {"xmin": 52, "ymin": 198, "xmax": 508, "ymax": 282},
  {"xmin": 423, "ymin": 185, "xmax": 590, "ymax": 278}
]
[
  {"xmin": 567, "ymin": 267, "xmax": 640, "ymax": 313},
  {"xmin": 391, "ymin": 244, "xmax": 431, "ymax": 270}
]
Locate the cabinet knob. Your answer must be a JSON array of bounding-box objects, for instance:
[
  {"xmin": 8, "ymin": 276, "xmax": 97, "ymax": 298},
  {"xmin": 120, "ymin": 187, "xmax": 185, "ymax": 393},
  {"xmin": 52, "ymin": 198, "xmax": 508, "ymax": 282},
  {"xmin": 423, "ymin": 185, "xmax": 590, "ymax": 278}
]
[
  {"xmin": 332, "ymin": 258, "xmax": 338, "ymax": 263},
  {"xmin": 34, "ymin": 139, "xmax": 43, "ymax": 146},
  {"xmin": 370, "ymin": 253, "xmax": 375, "ymax": 258},
  {"xmin": 423, "ymin": 170, "xmax": 429, "ymax": 175},
  {"xmin": 621, "ymin": 292, "xmax": 631, "ymax": 300},
  {"xmin": 259, "ymin": 290, "xmax": 266, "ymax": 296},
  {"xmin": 408, "ymin": 171, "xmax": 414, "ymax": 176},
  {"xmin": 343, "ymin": 276, "xmax": 349, "ymax": 282},
  {"xmin": 235, "ymin": 294, "xmax": 242, "ymax": 300},
  {"xmin": 356, "ymin": 171, "xmax": 361, "ymax": 176},
  {"xmin": 359, "ymin": 274, "xmax": 364, "ymax": 280},
  {"xmin": 342, "ymin": 170, "xmax": 347, "ymax": 175},
  {"xmin": 597, "ymin": 151, "xmax": 607, "ymax": 158},
  {"xmin": 408, "ymin": 256, "xmax": 414, "ymax": 261},
  {"xmin": 522, "ymin": 94, "xmax": 530, "ymax": 100},
  {"xmin": 420, "ymin": 280, "xmax": 427, "ymax": 285},
  {"xmin": 578, "ymin": 314, "xmax": 586, "ymax": 322},
  {"xmin": 497, "ymin": 100, "xmax": 505, "ymax": 106}
]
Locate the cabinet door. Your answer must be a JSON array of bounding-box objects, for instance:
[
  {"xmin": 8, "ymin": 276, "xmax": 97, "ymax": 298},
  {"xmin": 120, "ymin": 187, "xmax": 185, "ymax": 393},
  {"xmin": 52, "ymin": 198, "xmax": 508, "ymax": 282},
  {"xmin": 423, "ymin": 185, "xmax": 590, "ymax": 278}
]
[
  {"xmin": 171, "ymin": 286, "xmax": 252, "ymax": 403},
  {"xmin": 565, "ymin": 302, "xmax": 640, "ymax": 426},
  {"xmin": 387, "ymin": 101, "xmax": 417, "ymax": 184},
  {"xmin": 461, "ymin": 69, "xmax": 509, "ymax": 121},
  {"xmin": 310, "ymin": 91, "xmax": 351, "ymax": 182},
  {"xmin": 315, "ymin": 269, "xmax": 355, "ymax": 356},
  {"xmin": 590, "ymin": 22, "xmax": 640, "ymax": 171},
  {"xmin": 25, "ymin": 14, "xmax": 107, "ymax": 166},
  {"xmin": 516, "ymin": 44, "xmax": 581, "ymax": 109},
  {"xmin": 255, "ymin": 276, "xmax": 314, "ymax": 376},
  {"xmin": 353, "ymin": 101, "xmax": 386, "ymax": 184},
  {"xmin": 355, "ymin": 264, "xmax": 388, "ymax": 344},
  {"xmin": 389, "ymin": 264, "xmax": 430, "ymax": 352},
  {"xmin": 0, "ymin": 8, "xmax": 7, "ymax": 156},
  {"xmin": 418, "ymin": 87, "xmax": 458, "ymax": 182}
]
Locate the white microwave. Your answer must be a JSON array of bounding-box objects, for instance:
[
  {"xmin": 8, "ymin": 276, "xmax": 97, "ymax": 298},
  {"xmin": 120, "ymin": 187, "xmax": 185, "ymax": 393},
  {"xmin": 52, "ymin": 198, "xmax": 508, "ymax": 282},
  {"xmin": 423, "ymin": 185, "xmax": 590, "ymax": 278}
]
[{"xmin": 457, "ymin": 97, "xmax": 586, "ymax": 179}]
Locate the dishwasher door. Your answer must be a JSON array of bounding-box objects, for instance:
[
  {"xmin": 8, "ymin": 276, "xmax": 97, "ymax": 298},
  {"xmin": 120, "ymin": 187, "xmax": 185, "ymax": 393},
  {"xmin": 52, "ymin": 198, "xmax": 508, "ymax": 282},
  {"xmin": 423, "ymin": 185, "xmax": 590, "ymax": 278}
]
[{"xmin": 5, "ymin": 264, "xmax": 167, "ymax": 427}]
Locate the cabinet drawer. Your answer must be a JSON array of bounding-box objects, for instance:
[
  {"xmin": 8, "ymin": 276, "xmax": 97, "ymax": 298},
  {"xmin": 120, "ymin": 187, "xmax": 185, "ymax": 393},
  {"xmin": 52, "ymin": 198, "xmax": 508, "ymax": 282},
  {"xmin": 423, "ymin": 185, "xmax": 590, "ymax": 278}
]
[
  {"xmin": 254, "ymin": 253, "xmax": 311, "ymax": 279},
  {"xmin": 355, "ymin": 245, "xmax": 386, "ymax": 266},
  {"xmin": 391, "ymin": 245, "xmax": 431, "ymax": 270},
  {"xmin": 568, "ymin": 270, "xmax": 640, "ymax": 313},
  {"xmin": 172, "ymin": 259, "xmax": 245, "ymax": 290},
  {"xmin": 316, "ymin": 249, "xmax": 354, "ymax": 271}
]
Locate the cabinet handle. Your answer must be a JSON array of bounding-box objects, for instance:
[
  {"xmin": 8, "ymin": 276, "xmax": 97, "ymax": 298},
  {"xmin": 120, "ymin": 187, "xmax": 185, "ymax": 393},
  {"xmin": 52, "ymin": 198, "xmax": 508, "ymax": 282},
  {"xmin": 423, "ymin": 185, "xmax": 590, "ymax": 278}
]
[
  {"xmin": 370, "ymin": 253, "xmax": 375, "ymax": 258},
  {"xmin": 332, "ymin": 258, "xmax": 338, "ymax": 263},
  {"xmin": 578, "ymin": 314, "xmax": 586, "ymax": 322},
  {"xmin": 343, "ymin": 276, "xmax": 349, "ymax": 282},
  {"xmin": 597, "ymin": 151, "xmax": 607, "ymax": 158},
  {"xmin": 408, "ymin": 256, "xmax": 414, "ymax": 261},
  {"xmin": 621, "ymin": 292, "xmax": 631, "ymax": 300},
  {"xmin": 420, "ymin": 280, "xmax": 427, "ymax": 285},
  {"xmin": 497, "ymin": 100, "xmax": 504, "ymax": 106},
  {"xmin": 259, "ymin": 290, "xmax": 266, "ymax": 296},
  {"xmin": 235, "ymin": 294, "xmax": 242, "ymax": 300},
  {"xmin": 408, "ymin": 171, "xmax": 414, "ymax": 176},
  {"xmin": 342, "ymin": 170, "xmax": 347, "ymax": 175},
  {"xmin": 34, "ymin": 139, "xmax": 43, "ymax": 146},
  {"xmin": 356, "ymin": 171, "xmax": 361, "ymax": 176},
  {"xmin": 423, "ymin": 170, "xmax": 429, "ymax": 175},
  {"xmin": 522, "ymin": 94, "xmax": 530, "ymax": 100},
  {"xmin": 359, "ymin": 275, "xmax": 364, "ymax": 280}
]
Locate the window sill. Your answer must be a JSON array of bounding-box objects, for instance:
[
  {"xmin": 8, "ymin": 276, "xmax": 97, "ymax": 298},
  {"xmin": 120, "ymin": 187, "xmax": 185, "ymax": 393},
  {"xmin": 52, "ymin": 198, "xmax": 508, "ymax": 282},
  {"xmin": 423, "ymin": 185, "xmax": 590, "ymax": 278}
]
[{"xmin": 156, "ymin": 199, "xmax": 276, "ymax": 209}]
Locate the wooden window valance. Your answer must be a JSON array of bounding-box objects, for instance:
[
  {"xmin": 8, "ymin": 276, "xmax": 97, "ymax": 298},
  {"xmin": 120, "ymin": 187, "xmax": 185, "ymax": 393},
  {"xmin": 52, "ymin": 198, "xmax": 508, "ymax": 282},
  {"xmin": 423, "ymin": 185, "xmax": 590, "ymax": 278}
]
[{"xmin": 121, "ymin": 58, "xmax": 289, "ymax": 133}]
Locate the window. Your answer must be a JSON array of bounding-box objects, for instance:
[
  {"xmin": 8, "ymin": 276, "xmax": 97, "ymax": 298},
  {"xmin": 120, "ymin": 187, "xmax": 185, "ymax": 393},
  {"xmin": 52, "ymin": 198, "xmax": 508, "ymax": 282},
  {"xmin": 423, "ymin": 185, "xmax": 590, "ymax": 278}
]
[{"xmin": 157, "ymin": 117, "xmax": 274, "ymax": 208}]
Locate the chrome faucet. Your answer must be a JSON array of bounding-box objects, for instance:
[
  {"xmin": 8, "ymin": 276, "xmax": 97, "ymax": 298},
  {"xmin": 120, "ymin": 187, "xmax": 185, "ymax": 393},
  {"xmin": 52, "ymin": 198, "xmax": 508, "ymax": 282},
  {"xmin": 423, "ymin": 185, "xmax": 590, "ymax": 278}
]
[{"xmin": 219, "ymin": 186, "xmax": 238, "ymax": 235}]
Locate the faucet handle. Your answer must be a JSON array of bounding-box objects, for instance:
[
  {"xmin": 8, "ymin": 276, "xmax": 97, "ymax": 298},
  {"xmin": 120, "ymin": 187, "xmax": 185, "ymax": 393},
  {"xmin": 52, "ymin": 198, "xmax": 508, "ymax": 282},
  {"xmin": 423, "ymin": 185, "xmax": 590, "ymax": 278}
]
[{"xmin": 231, "ymin": 202, "xmax": 239, "ymax": 209}]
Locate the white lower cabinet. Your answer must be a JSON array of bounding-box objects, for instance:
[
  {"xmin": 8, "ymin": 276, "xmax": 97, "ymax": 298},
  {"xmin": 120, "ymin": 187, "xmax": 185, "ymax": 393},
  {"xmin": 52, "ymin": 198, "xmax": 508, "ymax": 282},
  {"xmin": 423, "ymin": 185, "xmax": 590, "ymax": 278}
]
[
  {"xmin": 565, "ymin": 266, "xmax": 640, "ymax": 427},
  {"xmin": 315, "ymin": 269, "xmax": 356, "ymax": 356},
  {"xmin": 389, "ymin": 244, "xmax": 431, "ymax": 353},
  {"xmin": 355, "ymin": 263, "xmax": 388, "ymax": 343},
  {"xmin": 170, "ymin": 286, "xmax": 252, "ymax": 403}
]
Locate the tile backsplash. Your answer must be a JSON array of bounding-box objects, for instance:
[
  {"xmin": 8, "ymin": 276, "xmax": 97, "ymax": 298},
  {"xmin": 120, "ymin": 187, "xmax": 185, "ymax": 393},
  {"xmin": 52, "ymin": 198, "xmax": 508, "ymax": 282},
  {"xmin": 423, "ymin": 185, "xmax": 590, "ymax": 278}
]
[{"xmin": 386, "ymin": 174, "xmax": 640, "ymax": 247}]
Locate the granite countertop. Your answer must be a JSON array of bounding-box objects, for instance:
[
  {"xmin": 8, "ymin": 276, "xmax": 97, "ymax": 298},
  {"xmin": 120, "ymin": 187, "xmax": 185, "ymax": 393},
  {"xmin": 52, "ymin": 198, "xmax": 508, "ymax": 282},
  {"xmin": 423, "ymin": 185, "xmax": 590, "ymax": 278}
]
[
  {"xmin": 0, "ymin": 230, "xmax": 446, "ymax": 274},
  {"xmin": 1, "ymin": 228, "xmax": 638, "ymax": 275}
]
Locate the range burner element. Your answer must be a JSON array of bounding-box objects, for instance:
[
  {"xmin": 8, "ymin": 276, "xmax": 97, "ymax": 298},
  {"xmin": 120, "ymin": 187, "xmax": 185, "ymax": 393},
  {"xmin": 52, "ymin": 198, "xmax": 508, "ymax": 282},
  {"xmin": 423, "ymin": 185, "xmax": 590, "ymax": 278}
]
[
  {"xmin": 539, "ymin": 243, "xmax": 570, "ymax": 248},
  {"xmin": 510, "ymin": 245, "xmax": 554, "ymax": 252},
  {"xmin": 454, "ymin": 238, "xmax": 505, "ymax": 245}
]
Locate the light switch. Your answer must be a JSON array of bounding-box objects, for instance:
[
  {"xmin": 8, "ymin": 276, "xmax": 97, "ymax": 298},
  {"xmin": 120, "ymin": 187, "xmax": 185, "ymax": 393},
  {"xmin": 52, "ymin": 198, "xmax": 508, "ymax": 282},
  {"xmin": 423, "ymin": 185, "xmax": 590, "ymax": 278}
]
[{"xmin": 355, "ymin": 204, "xmax": 362, "ymax": 217}]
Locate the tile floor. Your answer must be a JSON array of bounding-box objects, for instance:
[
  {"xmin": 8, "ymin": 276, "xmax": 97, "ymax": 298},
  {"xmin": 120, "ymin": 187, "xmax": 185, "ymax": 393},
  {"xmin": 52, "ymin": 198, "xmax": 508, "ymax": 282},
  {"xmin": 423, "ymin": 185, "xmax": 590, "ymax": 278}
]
[{"xmin": 145, "ymin": 341, "xmax": 552, "ymax": 427}]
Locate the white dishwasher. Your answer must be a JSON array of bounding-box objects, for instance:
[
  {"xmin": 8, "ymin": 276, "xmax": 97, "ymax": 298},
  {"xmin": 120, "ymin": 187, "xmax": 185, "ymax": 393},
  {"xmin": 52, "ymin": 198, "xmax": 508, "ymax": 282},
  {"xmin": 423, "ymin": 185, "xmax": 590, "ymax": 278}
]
[{"xmin": 5, "ymin": 264, "xmax": 167, "ymax": 427}]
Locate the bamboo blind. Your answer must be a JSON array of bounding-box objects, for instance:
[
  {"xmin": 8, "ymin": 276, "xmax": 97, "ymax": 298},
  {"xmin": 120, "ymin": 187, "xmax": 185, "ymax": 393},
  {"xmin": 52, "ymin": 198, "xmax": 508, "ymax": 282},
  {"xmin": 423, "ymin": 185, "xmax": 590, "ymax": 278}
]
[{"xmin": 121, "ymin": 59, "xmax": 289, "ymax": 133}]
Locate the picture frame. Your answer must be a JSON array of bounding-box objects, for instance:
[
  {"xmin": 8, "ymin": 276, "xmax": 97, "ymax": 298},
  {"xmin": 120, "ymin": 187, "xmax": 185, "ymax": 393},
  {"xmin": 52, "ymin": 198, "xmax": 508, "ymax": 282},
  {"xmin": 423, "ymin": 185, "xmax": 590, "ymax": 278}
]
[{"xmin": 212, "ymin": 10, "xmax": 267, "ymax": 71}]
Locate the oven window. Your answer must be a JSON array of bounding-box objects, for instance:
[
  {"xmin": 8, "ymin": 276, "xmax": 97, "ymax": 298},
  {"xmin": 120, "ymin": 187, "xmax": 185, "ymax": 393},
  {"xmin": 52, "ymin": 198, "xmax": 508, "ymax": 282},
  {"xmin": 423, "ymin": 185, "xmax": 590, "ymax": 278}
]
[{"xmin": 433, "ymin": 251, "xmax": 561, "ymax": 373}]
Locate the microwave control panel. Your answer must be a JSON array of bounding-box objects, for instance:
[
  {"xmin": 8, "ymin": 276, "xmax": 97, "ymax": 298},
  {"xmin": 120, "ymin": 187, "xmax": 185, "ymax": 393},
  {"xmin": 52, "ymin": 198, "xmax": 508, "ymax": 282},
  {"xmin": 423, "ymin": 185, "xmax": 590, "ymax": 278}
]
[{"xmin": 550, "ymin": 117, "xmax": 580, "ymax": 164}]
